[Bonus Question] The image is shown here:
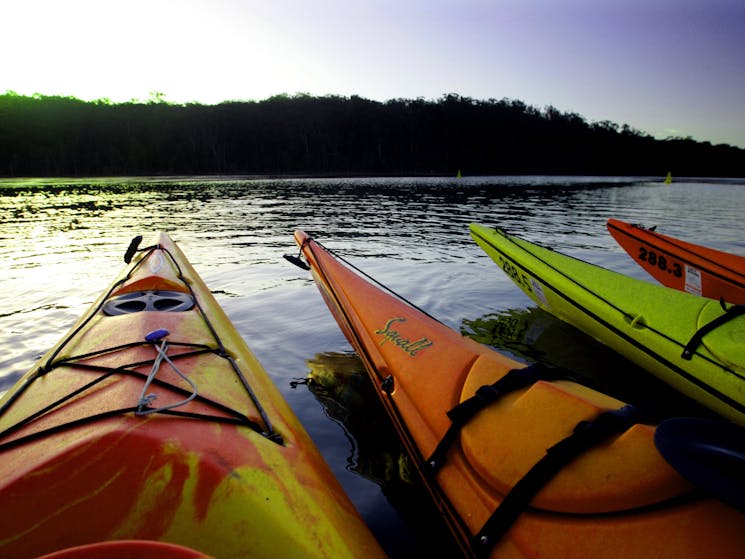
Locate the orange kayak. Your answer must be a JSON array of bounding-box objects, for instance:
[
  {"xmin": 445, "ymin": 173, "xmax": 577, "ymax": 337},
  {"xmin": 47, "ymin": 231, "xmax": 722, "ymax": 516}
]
[
  {"xmin": 607, "ymin": 218, "xmax": 745, "ymax": 304},
  {"xmin": 0, "ymin": 233, "xmax": 385, "ymax": 559},
  {"xmin": 291, "ymin": 229, "xmax": 745, "ymax": 559}
]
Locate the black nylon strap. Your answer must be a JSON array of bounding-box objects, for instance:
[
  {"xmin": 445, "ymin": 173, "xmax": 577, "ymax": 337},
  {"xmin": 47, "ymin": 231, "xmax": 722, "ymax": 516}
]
[
  {"xmin": 426, "ymin": 363, "xmax": 560, "ymax": 473},
  {"xmin": 682, "ymin": 302, "xmax": 745, "ymax": 360},
  {"xmin": 471, "ymin": 404, "xmax": 642, "ymax": 558}
]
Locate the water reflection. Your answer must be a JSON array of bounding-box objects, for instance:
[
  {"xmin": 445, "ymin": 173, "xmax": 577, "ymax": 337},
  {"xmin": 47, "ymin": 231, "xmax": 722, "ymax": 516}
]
[
  {"xmin": 303, "ymin": 352, "xmax": 413, "ymax": 487},
  {"xmin": 2, "ymin": 175, "xmax": 744, "ymax": 556},
  {"xmin": 1, "ymin": 175, "xmax": 642, "ymax": 250},
  {"xmin": 5, "ymin": 175, "xmax": 742, "ymax": 257},
  {"xmin": 4, "ymin": 175, "xmax": 742, "ymax": 396},
  {"xmin": 301, "ymin": 352, "xmax": 460, "ymax": 558}
]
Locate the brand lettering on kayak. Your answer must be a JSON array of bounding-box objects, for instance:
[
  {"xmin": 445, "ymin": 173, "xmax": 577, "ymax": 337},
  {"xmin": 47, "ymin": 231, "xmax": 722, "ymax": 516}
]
[
  {"xmin": 498, "ymin": 255, "xmax": 531, "ymax": 291},
  {"xmin": 374, "ymin": 317, "xmax": 433, "ymax": 356}
]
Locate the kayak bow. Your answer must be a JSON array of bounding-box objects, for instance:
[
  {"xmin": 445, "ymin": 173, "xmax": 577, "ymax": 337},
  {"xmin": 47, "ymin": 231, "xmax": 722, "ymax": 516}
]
[
  {"xmin": 0, "ymin": 233, "xmax": 385, "ymax": 559},
  {"xmin": 607, "ymin": 218, "xmax": 745, "ymax": 304}
]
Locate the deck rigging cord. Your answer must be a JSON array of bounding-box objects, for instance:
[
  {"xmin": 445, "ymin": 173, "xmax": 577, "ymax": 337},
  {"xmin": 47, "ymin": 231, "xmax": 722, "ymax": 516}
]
[{"xmin": 135, "ymin": 328, "xmax": 199, "ymax": 415}]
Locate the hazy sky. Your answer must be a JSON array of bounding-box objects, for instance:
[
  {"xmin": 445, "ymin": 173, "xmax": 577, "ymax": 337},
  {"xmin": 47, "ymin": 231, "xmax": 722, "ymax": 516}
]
[{"xmin": 3, "ymin": 0, "xmax": 744, "ymax": 147}]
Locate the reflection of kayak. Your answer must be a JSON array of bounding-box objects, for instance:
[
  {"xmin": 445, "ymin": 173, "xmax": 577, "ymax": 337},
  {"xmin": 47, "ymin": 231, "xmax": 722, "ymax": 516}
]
[
  {"xmin": 464, "ymin": 306, "xmax": 618, "ymax": 368},
  {"xmin": 304, "ymin": 352, "xmax": 461, "ymax": 557},
  {"xmin": 607, "ymin": 218, "xmax": 745, "ymax": 304},
  {"xmin": 462, "ymin": 308, "xmax": 709, "ymax": 419},
  {"xmin": 471, "ymin": 223, "xmax": 745, "ymax": 426},
  {"xmin": 0, "ymin": 233, "xmax": 384, "ymax": 559},
  {"xmin": 305, "ymin": 351, "xmax": 414, "ymax": 487},
  {"xmin": 463, "ymin": 306, "xmax": 631, "ymax": 376},
  {"xmin": 291, "ymin": 229, "xmax": 745, "ymax": 559}
]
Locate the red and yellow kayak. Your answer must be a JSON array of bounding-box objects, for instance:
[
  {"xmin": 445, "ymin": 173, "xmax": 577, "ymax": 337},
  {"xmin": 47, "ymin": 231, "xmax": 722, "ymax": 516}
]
[
  {"xmin": 292, "ymin": 229, "xmax": 745, "ymax": 559},
  {"xmin": 607, "ymin": 218, "xmax": 745, "ymax": 304},
  {"xmin": 0, "ymin": 233, "xmax": 385, "ymax": 559}
]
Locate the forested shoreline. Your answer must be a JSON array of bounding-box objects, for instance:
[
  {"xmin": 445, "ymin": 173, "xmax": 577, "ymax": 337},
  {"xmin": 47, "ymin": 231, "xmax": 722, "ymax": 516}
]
[{"xmin": 1, "ymin": 92, "xmax": 743, "ymax": 178}]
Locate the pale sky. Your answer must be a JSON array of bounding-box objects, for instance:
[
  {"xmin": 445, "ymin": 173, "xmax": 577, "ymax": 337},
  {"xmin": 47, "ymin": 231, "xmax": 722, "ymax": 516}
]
[{"xmin": 2, "ymin": 0, "xmax": 744, "ymax": 147}]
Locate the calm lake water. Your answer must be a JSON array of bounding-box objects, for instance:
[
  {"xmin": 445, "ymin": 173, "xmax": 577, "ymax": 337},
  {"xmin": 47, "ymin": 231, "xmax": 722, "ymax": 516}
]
[{"xmin": 2, "ymin": 175, "xmax": 744, "ymax": 556}]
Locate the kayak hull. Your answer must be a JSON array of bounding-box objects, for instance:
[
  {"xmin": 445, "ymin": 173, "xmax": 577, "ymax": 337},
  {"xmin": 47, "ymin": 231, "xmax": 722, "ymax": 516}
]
[
  {"xmin": 470, "ymin": 223, "xmax": 745, "ymax": 426},
  {"xmin": 607, "ymin": 218, "xmax": 745, "ymax": 304},
  {"xmin": 0, "ymin": 233, "xmax": 384, "ymax": 559},
  {"xmin": 294, "ymin": 229, "xmax": 745, "ymax": 558}
]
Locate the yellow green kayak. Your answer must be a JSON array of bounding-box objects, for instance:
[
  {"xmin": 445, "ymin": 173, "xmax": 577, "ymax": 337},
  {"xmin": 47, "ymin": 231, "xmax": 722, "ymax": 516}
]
[{"xmin": 470, "ymin": 223, "xmax": 745, "ymax": 426}]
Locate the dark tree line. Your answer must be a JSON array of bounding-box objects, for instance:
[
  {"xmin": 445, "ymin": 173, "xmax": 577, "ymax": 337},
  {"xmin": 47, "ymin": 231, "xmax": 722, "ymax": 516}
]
[{"xmin": 1, "ymin": 91, "xmax": 743, "ymax": 177}]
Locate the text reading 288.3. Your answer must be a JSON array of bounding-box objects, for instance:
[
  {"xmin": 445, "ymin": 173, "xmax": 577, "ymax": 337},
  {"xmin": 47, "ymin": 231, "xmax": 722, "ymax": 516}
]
[{"xmin": 638, "ymin": 247, "xmax": 682, "ymax": 277}]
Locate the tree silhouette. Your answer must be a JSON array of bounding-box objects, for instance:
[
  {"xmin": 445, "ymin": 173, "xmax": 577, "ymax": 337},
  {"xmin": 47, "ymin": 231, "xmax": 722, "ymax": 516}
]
[{"xmin": 0, "ymin": 91, "xmax": 742, "ymax": 177}]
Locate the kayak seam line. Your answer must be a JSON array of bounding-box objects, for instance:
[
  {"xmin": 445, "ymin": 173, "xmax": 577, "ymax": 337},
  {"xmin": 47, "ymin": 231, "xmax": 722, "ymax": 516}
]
[{"xmin": 321, "ymin": 241, "xmax": 448, "ymax": 327}]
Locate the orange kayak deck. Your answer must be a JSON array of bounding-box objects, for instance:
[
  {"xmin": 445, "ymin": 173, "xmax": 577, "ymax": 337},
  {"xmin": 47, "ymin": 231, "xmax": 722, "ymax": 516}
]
[
  {"xmin": 607, "ymin": 218, "xmax": 745, "ymax": 304},
  {"xmin": 0, "ymin": 233, "xmax": 385, "ymax": 559},
  {"xmin": 293, "ymin": 229, "xmax": 745, "ymax": 559}
]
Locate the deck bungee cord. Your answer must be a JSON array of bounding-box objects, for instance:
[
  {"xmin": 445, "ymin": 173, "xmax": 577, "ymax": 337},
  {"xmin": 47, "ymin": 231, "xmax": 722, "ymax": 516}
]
[
  {"xmin": 681, "ymin": 301, "xmax": 745, "ymax": 359},
  {"xmin": 0, "ymin": 235, "xmax": 283, "ymax": 451},
  {"xmin": 426, "ymin": 363, "xmax": 563, "ymax": 474},
  {"xmin": 424, "ymin": 359, "xmax": 654, "ymax": 557},
  {"xmin": 135, "ymin": 328, "xmax": 199, "ymax": 415}
]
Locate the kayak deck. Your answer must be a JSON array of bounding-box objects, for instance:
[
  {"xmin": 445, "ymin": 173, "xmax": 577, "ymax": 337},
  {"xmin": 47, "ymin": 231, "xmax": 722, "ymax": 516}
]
[
  {"xmin": 293, "ymin": 229, "xmax": 745, "ymax": 559},
  {"xmin": 0, "ymin": 233, "xmax": 384, "ymax": 559}
]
